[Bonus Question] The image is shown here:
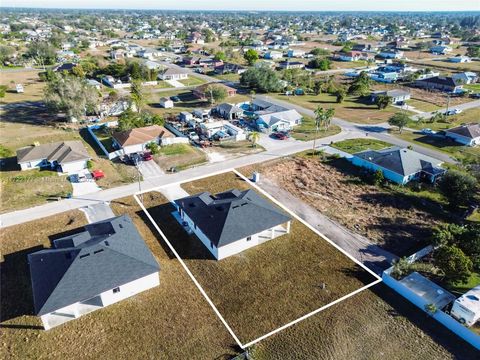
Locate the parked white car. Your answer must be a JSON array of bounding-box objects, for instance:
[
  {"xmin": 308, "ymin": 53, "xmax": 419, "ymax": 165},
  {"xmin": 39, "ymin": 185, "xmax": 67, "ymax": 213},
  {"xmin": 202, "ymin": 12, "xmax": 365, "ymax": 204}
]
[{"xmin": 421, "ymin": 128, "xmax": 437, "ymax": 135}]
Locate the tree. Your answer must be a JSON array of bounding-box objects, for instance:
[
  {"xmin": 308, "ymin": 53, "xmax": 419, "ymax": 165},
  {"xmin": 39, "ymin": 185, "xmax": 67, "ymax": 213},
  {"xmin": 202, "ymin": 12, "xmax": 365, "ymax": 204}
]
[
  {"xmin": 44, "ymin": 74, "xmax": 100, "ymax": 121},
  {"xmin": 313, "ymin": 80, "xmax": 322, "ymax": 96},
  {"xmin": 373, "ymin": 169, "xmax": 385, "ymax": 186},
  {"xmin": 310, "ymin": 48, "xmax": 330, "ymax": 56},
  {"xmin": 145, "ymin": 142, "xmax": 160, "ymax": 155},
  {"xmin": 0, "ymin": 45, "xmax": 14, "ymax": 65},
  {"xmin": 249, "ymin": 131, "xmax": 260, "ymax": 147},
  {"xmin": 214, "ymin": 51, "xmax": 226, "ymax": 61},
  {"xmin": 347, "ymin": 71, "xmax": 371, "ymax": 96},
  {"xmin": 240, "ymin": 66, "xmax": 282, "ymax": 93},
  {"xmin": 130, "ymin": 80, "xmax": 147, "ymax": 112},
  {"xmin": 205, "ymin": 84, "xmax": 228, "ymax": 104},
  {"xmin": 312, "ymin": 107, "xmax": 335, "ymax": 153},
  {"xmin": 466, "ymin": 45, "xmax": 480, "ymax": 58},
  {"xmin": 424, "ymin": 303, "xmax": 438, "ymax": 316},
  {"xmin": 388, "ymin": 113, "xmax": 410, "ymax": 133},
  {"xmin": 335, "ymin": 88, "xmax": 346, "ymax": 103},
  {"xmin": 25, "ymin": 41, "xmax": 57, "ymax": 66},
  {"xmin": 308, "ymin": 57, "xmax": 331, "ymax": 71},
  {"xmin": 375, "ymin": 95, "xmax": 392, "ymax": 110},
  {"xmin": 244, "ymin": 49, "xmax": 259, "ymax": 66},
  {"xmin": 437, "ymin": 170, "xmax": 477, "ymax": 208},
  {"xmin": 434, "ymin": 245, "xmax": 472, "ymax": 285},
  {"xmin": 0, "ymin": 85, "xmax": 7, "ymax": 98}
]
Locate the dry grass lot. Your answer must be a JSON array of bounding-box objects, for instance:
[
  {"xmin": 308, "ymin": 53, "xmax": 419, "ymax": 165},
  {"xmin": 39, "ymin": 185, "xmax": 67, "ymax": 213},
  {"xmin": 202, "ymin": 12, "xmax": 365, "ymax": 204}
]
[
  {"xmin": 1, "ymin": 197, "xmax": 477, "ymax": 359},
  {"xmin": 241, "ymin": 156, "xmax": 448, "ymax": 256},
  {"xmin": 154, "ymin": 143, "xmax": 208, "ymax": 171},
  {"xmin": 272, "ymin": 93, "xmax": 401, "ymax": 124},
  {"xmin": 173, "ymin": 172, "xmax": 376, "ymax": 342}
]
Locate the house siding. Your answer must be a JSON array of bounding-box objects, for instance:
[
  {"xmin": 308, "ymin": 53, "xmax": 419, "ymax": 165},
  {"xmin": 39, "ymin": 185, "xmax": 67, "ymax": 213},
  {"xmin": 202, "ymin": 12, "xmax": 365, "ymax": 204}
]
[
  {"xmin": 445, "ymin": 132, "xmax": 478, "ymax": 147},
  {"xmin": 350, "ymin": 156, "xmax": 408, "ymax": 184}
]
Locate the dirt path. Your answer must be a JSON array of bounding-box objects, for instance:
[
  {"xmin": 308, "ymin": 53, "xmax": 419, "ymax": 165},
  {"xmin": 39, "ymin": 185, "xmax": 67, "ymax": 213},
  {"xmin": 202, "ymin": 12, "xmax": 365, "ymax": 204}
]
[{"xmin": 258, "ymin": 177, "xmax": 398, "ymax": 275}]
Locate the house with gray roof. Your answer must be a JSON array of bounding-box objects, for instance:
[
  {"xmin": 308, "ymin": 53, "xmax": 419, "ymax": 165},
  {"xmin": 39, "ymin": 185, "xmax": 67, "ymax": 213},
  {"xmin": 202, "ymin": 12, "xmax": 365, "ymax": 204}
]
[
  {"xmin": 251, "ymin": 98, "xmax": 303, "ymax": 132},
  {"xmin": 214, "ymin": 103, "xmax": 243, "ymax": 120},
  {"xmin": 28, "ymin": 215, "xmax": 160, "ymax": 330},
  {"xmin": 370, "ymin": 89, "xmax": 411, "ymax": 105},
  {"xmin": 16, "ymin": 141, "xmax": 90, "ymax": 173},
  {"xmin": 445, "ymin": 123, "xmax": 480, "ymax": 147},
  {"xmin": 351, "ymin": 146, "xmax": 445, "ymax": 185},
  {"xmin": 174, "ymin": 189, "xmax": 292, "ymax": 260}
]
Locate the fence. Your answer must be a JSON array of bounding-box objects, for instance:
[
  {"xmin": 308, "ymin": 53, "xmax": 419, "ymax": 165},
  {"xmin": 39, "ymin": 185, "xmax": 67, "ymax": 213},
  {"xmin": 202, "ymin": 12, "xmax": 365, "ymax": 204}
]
[
  {"xmin": 86, "ymin": 124, "xmax": 123, "ymax": 160},
  {"xmin": 383, "ymin": 246, "xmax": 480, "ymax": 350}
]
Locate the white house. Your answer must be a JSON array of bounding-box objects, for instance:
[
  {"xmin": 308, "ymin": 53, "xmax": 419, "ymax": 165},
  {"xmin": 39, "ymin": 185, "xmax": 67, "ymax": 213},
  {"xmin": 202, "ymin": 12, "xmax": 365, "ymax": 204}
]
[
  {"xmin": 159, "ymin": 97, "xmax": 174, "ymax": 109},
  {"xmin": 174, "ymin": 189, "xmax": 292, "ymax": 260},
  {"xmin": 449, "ymin": 56, "xmax": 472, "ymax": 63},
  {"xmin": 28, "ymin": 215, "xmax": 160, "ymax": 330},
  {"xmin": 430, "ymin": 45, "xmax": 452, "ymax": 55},
  {"xmin": 445, "ymin": 123, "xmax": 480, "ymax": 147},
  {"xmin": 264, "ymin": 51, "xmax": 283, "ymax": 60},
  {"xmin": 158, "ymin": 67, "xmax": 189, "ymax": 81},
  {"xmin": 112, "ymin": 125, "xmax": 176, "ymax": 154},
  {"xmin": 452, "ymin": 71, "xmax": 478, "ymax": 85},
  {"xmin": 256, "ymin": 109, "xmax": 303, "ymax": 132},
  {"xmin": 378, "ymin": 50, "xmax": 404, "ymax": 59},
  {"xmin": 370, "ymin": 89, "xmax": 411, "ymax": 105},
  {"xmin": 16, "ymin": 141, "xmax": 90, "ymax": 173},
  {"xmin": 451, "ymin": 285, "xmax": 480, "ymax": 327},
  {"xmin": 287, "ymin": 49, "xmax": 305, "ymax": 58}
]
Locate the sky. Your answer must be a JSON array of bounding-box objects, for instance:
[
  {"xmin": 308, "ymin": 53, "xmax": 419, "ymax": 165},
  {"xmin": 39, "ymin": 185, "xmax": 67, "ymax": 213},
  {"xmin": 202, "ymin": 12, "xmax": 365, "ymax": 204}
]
[{"xmin": 1, "ymin": 0, "xmax": 479, "ymax": 11}]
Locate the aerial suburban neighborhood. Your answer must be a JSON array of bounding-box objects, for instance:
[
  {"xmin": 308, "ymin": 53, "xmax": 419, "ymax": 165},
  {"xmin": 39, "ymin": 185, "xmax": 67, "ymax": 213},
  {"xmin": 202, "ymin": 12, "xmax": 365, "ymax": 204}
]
[{"xmin": 0, "ymin": 1, "xmax": 479, "ymax": 359}]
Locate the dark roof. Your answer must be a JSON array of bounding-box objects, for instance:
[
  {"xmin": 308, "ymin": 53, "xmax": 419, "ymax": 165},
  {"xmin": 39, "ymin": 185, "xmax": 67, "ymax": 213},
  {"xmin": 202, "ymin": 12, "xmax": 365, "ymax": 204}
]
[
  {"xmin": 354, "ymin": 146, "xmax": 443, "ymax": 176},
  {"xmin": 416, "ymin": 76, "xmax": 457, "ymax": 87},
  {"xmin": 55, "ymin": 63, "xmax": 77, "ymax": 72},
  {"xmin": 28, "ymin": 215, "xmax": 160, "ymax": 316},
  {"xmin": 446, "ymin": 123, "xmax": 480, "ymax": 139},
  {"xmin": 216, "ymin": 103, "xmax": 243, "ymax": 114},
  {"xmin": 175, "ymin": 189, "xmax": 292, "ymax": 247}
]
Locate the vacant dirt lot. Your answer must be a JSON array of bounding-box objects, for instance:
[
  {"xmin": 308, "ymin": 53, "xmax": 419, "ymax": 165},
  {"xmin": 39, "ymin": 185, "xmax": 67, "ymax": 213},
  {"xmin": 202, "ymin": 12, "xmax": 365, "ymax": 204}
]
[{"xmin": 242, "ymin": 156, "xmax": 445, "ymax": 256}]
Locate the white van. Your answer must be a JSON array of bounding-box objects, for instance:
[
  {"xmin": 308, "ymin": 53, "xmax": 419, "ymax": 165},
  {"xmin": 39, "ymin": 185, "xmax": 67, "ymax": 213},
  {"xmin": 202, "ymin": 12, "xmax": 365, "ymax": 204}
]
[{"xmin": 451, "ymin": 285, "xmax": 480, "ymax": 327}]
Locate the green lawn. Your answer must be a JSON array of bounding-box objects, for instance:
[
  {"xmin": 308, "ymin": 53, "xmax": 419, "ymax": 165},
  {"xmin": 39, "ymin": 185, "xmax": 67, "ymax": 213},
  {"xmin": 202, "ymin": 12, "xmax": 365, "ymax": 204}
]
[
  {"xmin": 464, "ymin": 84, "xmax": 480, "ymax": 92},
  {"xmin": 155, "ymin": 143, "xmax": 207, "ymax": 171},
  {"xmin": 210, "ymin": 72, "xmax": 241, "ymax": 82},
  {"xmin": 179, "ymin": 76, "xmax": 207, "ymax": 87},
  {"xmin": 406, "ymin": 99, "xmax": 441, "ymax": 113},
  {"xmin": 444, "ymin": 272, "xmax": 480, "ymax": 296},
  {"xmin": 407, "ymin": 108, "xmax": 480, "ymax": 132},
  {"xmin": 290, "ymin": 116, "xmax": 341, "ymax": 141},
  {"xmin": 331, "ymin": 138, "xmax": 392, "ymax": 153}
]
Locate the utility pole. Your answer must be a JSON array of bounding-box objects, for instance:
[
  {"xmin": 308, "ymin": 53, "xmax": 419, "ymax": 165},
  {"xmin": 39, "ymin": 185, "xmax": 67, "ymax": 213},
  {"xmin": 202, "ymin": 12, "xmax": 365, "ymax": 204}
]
[{"xmin": 446, "ymin": 94, "xmax": 451, "ymax": 114}]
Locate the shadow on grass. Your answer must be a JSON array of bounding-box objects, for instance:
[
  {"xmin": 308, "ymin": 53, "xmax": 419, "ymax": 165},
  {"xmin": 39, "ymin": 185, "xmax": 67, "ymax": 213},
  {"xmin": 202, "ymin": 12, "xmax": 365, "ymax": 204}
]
[
  {"xmin": 0, "ymin": 156, "xmax": 20, "ymax": 172},
  {"xmin": 370, "ymin": 283, "xmax": 480, "ymax": 357},
  {"xmin": 0, "ymin": 101, "xmax": 63, "ymax": 125},
  {"xmin": 137, "ymin": 202, "xmax": 216, "ymax": 260},
  {"xmin": 0, "ymin": 246, "xmax": 43, "ymax": 324},
  {"xmin": 410, "ymin": 133, "xmax": 465, "ymax": 150}
]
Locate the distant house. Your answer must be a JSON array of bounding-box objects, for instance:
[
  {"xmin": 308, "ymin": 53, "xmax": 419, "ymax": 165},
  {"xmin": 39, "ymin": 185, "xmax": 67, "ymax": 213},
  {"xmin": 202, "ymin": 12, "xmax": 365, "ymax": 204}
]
[
  {"xmin": 378, "ymin": 49, "xmax": 404, "ymax": 59},
  {"xmin": 16, "ymin": 141, "xmax": 90, "ymax": 173},
  {"xmin": 370, "ymin": 89, "xmax": 411, "ymax": 104},
  {"xmin": 449, "ymin": 56, "xmax": 472, "ymax": 63},
  {"xmin": 444, "ymin": 123, "xmax": 480, "ymax": 147},
  {"xmin": 414, "ymin": 76, "xmax": 462, "ymax": 93},
  {"xmin": 337, "ymin": 51, "xmax": 372, "ymax": 62},
  {"xmin": 350, "ymin": 146, "xmax": 445, "ymax": 185},
  {"xmin": 112, "ymin": 125, "xmax": 175, "ymax": 154},
  {"xmin": 179, "ymin": 111, "xmax": 193, "ymax": 122},
  {"xmin": 86, "ymin": 79, "xmax": 102, "ymax": 90},
  {"xmin": 159, "ymin": 97, "xmax": 174, "ymax": 109},
  {"xmin": 174, "ymin": 189, "xmax": 292, "ymax": 260},
  {"xmin": 252, "ymin": 99, "xmax": 303, "ymax": 132},
  {"xmin": 287, "ymin": 49, "xmax": 305, "ymax": 58},
  {"xmin": 214, "ymin": 103, "xmax": 243, "ymax": 120},
  {"xmin": 277, "ymin": 61, "xmax": 305, "ymax": 70},
  {"xmin": 158, "ymin": 67, "xmax": 189, "ymax": 81},
  {"xmin": 264, "ymin": 51, "xmax": 283, "ymax": 60},
  {"xmin": 214, "ymin": 62, "xmax": 246, "ymax": 75},
  {"xmin": 369, "ymin": 71, "xmax": 399, "ymax": 83},
  {"xmin": 430, "ymin": 45, "xmax": 452, "ymax": 55},
  {"xmin": 54, "ymin": 62, "xmax": 77, "ymax": 73},
  {"xmin": 28, "ymin": 215, "xmax": 160, "ymax": 330},
  {"xmin": 199, "ymin": 120, "xmax": 246, "ymax": 140},
  {"xmin": 452, "ymin": 72, "xmax": 478, "ymax": 85},
  {"xmin": 192, "ymin": 83, "xmax": 237, "ymax": 100}
]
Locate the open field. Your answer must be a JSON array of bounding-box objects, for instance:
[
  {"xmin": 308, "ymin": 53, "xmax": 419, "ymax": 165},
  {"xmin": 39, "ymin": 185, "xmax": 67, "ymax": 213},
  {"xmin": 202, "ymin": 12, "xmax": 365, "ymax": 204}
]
[
  {"xmin": 290, "ymin": 116, "xmax": 342, "ymax": 141},
  {"xmin": 240, "ymin": 155, "xmax": 452, "ymax": 256},
  {"xmin": 407, "ymin": 108, "xmax": 480, "ymax": 132},
  {"xmin": 408, "ymin": 58, "xmax": 480, "ymax": 73},
  {"xmin": 210, "ymin": 72, "xmax": 241, "ymax": 82},
  {"xmin": 331, "ymin": 138, "xmax": 392, "ymax": 153},
  {"xmin": 178, "ymin": 75, "xmax": 207, "ymax": 87},
  {"xmin": 272, "ymin": 93, "xmax": 401, "ymax": 124},
  {"xmin": 154, "ymin": 143, "xmax": 207, "ymax": 171},
  {"xmin": 0, "ymin": 69, "xmax": 45, "ymax": 105}
]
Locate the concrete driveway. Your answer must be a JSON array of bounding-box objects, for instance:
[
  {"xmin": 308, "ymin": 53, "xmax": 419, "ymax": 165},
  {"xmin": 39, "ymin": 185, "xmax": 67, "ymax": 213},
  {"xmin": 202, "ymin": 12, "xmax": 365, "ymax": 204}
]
[
  {"xmin": 258, "ymin": 177, "xmax": 398, "ymax": 275},
  {"xmin": 80, "ymin": 202, "xmax": 115, "ymax": 223},
  {"xmin": 138, "ymin": 160, "xmax": 164, "ymax": 179},
  {"xmin": 165, "ymin": 79, "xmax": 185, "ymax": 88}
]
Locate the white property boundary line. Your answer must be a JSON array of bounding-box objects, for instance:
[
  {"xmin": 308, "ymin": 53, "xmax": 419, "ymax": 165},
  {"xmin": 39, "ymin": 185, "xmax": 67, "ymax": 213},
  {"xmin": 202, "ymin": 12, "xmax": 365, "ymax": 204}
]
[{"xmin": 134, "ymin": 168, "xmax": 382, "ymax": 349}]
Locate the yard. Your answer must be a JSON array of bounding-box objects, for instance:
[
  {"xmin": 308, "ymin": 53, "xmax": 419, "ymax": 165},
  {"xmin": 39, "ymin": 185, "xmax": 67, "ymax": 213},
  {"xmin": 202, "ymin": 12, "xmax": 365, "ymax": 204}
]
[
  {"xmin": 1, "ymin": 199, "xmax": 476, "ymax": 359},
  {"xmin": 240, "ymin": 155, "xmax": 453, "ymax": 256},
  {"xmin": 331, "ymin": 138, "xmax": 392, "ymax": 153},
  {"xmin": 154, "ymin": 143, "xmax": 207, "ymax": 171},
  {"xmin": 290, "ymin": 116, "xmax": 342, "ymax": 141},
  {"xmin": 272, "ymin": 92, "xmax": 401, "ymax": 124},
  {"xmin": 178, "ymin": 75, "xmax": 207, "ymax": 87}
]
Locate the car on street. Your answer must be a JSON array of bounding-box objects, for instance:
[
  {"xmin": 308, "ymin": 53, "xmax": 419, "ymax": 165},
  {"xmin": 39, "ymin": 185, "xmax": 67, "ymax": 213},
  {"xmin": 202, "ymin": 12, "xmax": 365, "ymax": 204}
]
[
  {"xmin": 445, "ymin": 108, "xmax": 462, "ymax": 116},
  {"xmin": 271, "ymin": 132, "xmax": 288, "ymax": 140}
]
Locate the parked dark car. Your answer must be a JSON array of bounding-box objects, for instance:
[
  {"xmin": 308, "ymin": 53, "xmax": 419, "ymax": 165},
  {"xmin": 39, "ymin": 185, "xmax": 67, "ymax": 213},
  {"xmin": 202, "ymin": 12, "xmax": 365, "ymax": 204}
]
[
  {"xmin": 272, "ymin": 132, "xmax": 288, "ymax": 140},
  {"xmin": 143, "ymin": 152, "xmax": 153, "ymax": 161},
  {"xmin": 170, "ymin": 96, "xmax": 181, "ymax": 102},
  {"xmin": 470, "ymin": 93, "xmax": 480, "ymax": 99}
]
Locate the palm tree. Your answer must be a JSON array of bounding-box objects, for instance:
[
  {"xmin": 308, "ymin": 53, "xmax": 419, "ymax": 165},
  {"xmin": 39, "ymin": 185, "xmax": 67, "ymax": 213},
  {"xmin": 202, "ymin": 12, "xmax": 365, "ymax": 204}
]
[
  {"xmin": 312, "ymin": 107, "xmax": 335, "ymax": 154},
  {"xmin": 249, "ymin": 131, "xmax": 260, "ymax": 148}
]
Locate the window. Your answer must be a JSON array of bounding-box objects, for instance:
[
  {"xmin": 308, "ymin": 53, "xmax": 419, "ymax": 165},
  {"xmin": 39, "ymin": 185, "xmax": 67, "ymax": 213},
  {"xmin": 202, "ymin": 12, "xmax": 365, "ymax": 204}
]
[
  {"xmin": 113, "ymin": 287, "xmax": 120, "ymax": 294},
  {"xmin": 247, "ymin": 236, "xmax": 252, "ymax": 241}
]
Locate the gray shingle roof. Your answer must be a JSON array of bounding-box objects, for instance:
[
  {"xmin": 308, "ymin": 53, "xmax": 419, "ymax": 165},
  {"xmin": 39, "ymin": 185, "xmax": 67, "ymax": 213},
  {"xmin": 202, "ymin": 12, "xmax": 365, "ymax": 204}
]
[
  {"xmin": 216, "ymin": 103, "xmax": 243, "ymax": 114},
  {"xmin": 175, "ymin": 189, "xmax": 292, "ymax": 247},
  {"xmin": 354, "ymin": 146, "xmax": 444, "ymax": 176},
  {"xmin": 28, "ymin": 215, "xmax": 160, "ymax": 316},
  {"xmin": 446, "ymin": 123, "xmax": 480, "ymax": 139},
  {"xmin": 16, "ymin": 141, "xmax": 90, "ymax": 164}
]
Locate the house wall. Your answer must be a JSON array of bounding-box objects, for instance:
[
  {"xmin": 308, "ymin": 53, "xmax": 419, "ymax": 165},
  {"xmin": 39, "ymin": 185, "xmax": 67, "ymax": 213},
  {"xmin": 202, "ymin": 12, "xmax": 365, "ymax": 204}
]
[
  {"xmin": 350, "ymin": 157, "xmax": 409, "ymax": 184},
  {"xmin": 60, "ymin": 160, "xmax": 89, "ymax": 174},
  {"xmin": 41, "ymin": 272, "xmax": 159, "ymax": 330},
  {"xmin": 179, "ymin": 210, "xmax": 218, "ymax": 259},
  {"xmin": 19, "ymin": 159, "xmax": 48, "ymax": 171},
  {"xmin": 445, "ymin": 132, "xmax": 477, "ymax": 146}
]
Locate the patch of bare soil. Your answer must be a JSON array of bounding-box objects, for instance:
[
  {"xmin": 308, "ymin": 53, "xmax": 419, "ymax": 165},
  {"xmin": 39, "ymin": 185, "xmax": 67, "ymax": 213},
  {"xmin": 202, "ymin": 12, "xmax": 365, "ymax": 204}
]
[{"xmin": 260, "ymin": 157, "xmax": 442, "ymax": 256}]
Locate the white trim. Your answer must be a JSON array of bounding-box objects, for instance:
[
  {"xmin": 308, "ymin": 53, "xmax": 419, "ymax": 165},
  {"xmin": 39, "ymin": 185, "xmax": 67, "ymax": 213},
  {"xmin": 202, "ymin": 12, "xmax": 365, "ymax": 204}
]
[{"xmin": 134, "ymin": 168, "xmax": 382, "ymax": 349}]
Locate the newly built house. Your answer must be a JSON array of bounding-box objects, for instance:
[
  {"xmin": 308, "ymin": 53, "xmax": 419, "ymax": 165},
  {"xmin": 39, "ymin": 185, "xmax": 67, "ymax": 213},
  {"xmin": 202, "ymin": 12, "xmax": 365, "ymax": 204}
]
[
  {"xmin": 351, "ymin": 147, "xmax": 446, "ymax": 185},
  {"xmin": 158, "ymin": 67, "xmax": 189, "ymax": 81},
  {"xmin": 445, "ymin": 123, "xmax": 480, "ymax": 147},
  {"xmin": 16, "ymin": 141, "xmax": 90, "ymax": 173},
  {"xmin": 28, "ymin": 215, "xmax": 160, "ymax": 330},
  {"xmin": 174, "ymin": 189, "xmax": 292, "ymax": 260},
  {"xmin": 252, "ymin": 98, "xmax": 303, "ymax": 132},
  {"xmin": 370, "ymin": 89, "xmax": 411, "ymax": 104}
]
